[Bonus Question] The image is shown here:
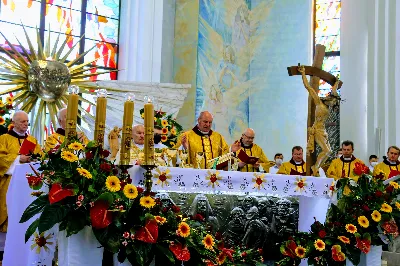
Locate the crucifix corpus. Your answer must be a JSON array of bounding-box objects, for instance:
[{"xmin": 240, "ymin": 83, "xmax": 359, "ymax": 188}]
[{"xmin": 287, "ymin": 44, "xmax": 343, "ymax": 176}]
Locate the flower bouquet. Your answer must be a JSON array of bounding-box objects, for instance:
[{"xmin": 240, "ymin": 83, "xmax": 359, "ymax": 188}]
[
  {"xmin": 0, "ymin": 95, "xmax": 14, "ymax": 135},
  {"xmin": 278, "ymin": 162, "xmax": 400, "ymax": 266}
]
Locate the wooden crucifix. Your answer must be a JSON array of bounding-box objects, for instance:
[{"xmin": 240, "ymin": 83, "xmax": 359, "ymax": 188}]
[{"xmin": 287, "ymin": 44, "xmax": 343, "ymax": 176}]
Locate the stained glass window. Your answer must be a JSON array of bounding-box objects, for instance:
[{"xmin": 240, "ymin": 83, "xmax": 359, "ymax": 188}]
[
  {"xmin": 315, "ymin": 0, "xmax": 341, "ymax": 97},
  {"xmin": 0, "ymin": 0, "xmax": 120, "ymax": 80}
]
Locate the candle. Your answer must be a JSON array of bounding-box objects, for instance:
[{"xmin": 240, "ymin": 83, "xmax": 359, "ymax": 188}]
[
  {"xmin": 120, "ymin": 94, "xmax": 134, "ymax": 166},
  {"xmin": 94, "ymin": 89, "xmax": 107, "ymax": 147},
  {"xmin": 144, "ymin": 96, "xmax": 154, "ymax": 165},
  {"xmin": 65, "ymin": 85, "xmax": 79, "ymax": 140}
]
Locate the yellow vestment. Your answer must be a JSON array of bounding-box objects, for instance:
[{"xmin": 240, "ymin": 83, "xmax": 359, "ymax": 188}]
[
  {"xmin": 0, "ymin": 131, "xmax": 42, "ymax": 232},
  {"xmin": 43, "ymin": 128, "xmax": 89, "ymax": 152},
  {"xmin": 238, "ymin": 144, "xmax": 272, "ymax": 172},
  {"xmin": 277, "ymin": 159, "xmax": 307, "ymax": 175},
  {"xmin": 174, "ymin": 127, "xmax": 229, "ymax": 169},
  {"xmin": 372, "ymin": 160, "xmax": 400, "ymax": 180},
  {"xmin": 327, "ymin": 156, "xmax": 365, "ymax": 181}
]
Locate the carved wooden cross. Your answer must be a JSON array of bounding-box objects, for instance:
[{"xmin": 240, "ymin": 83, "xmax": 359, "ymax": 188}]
[{"xmin": 287, "ymin": 44, "xmax": 343, "ymax": 176}]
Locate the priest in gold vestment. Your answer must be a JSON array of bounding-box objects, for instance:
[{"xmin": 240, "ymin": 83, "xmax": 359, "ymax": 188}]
[
  {"xmin": 174, "ymin": 111, "xmax": 240, "ymax": 169},
  {"xmin": 237, "ymin": 128, "xmax": 272, "ymax": 172},
  {"xmin": 327, "ymin": 140, "xmax": 365, "ymax": 181},
  {"xmin": 373, "ymin": 146, "xmax": 400, "ymax": 180},
  {"xmin": 0, "ymin": 111, "xmax": 42, "ymax": 238},
  {"xmin": 43, "ymin": 108, "xmax": 88, "ymax": 152},
  {"xmin": 277, "ymin": 146, "xmax": 306, "ymax": 175}
]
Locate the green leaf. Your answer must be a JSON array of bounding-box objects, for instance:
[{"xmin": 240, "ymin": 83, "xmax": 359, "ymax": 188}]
[
  {"xmin": 59, "ymin": 220, "xmax": 67, "ymax": 231},
  {"xmin": 97, "ymin": 192, "xmax": 114, "ymax": 205},
  {"xmin": 155, "ymin": 244, "xmax": 175, "ymax": 264},
  {"xmin": 25, "ymin": 218, "xmax": 39, "ymax": 243},
  {"xmin": 88, "ymin": 184, "xmax": 96, "ymax": 193},
  {"xmin": 20, "ymin": 195, "xmax": 49, "ymax": 223},
  {"xmin": 92, "ymin": 224, "xmax": 120, "ymax": 253},
  {"xmin": 38, "ymin": 205, "xmax": 69, "ymax": 233},
  {"xmin": 65, "ymin": 213, "xmax": 87, "ymax": 237}
]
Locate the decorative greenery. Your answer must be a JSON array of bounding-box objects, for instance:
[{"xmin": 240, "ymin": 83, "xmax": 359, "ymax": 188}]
[
  {"xmin": 278, "ymin": 162, "xmax": 400, "ymax": 266},
  {"xmin": 21, "ymin": 139, "xmax": 263, "ymax": 265},
  {"xmin": 140, "ymin": 108, "xmax": 183, "ymax": 148},
  {"xmin": 0, "ymin": 95, "xmax": 14, "ymax": 135}
]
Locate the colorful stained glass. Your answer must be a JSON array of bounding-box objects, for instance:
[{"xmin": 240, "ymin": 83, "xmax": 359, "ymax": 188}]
[
  {"xmin": 0, "ymin": 0, "xmax": 41, "ymax": 27},
  {"xmin": 315, "ymin": 19, "xmax": 340, "ymax": 38},
  {"xmin": 45, "ymin": 4, "xmax": 82, "ymax": 37},
  {"xmin": 85, "ymin": 14, "xmax": 118, "ymax": 43},
  {"xmin": 45, "ymin": 31, "xmax": 81, "ymax": 61},
  {"xmin": 84, "ymin": 39, "xmax": 118, "ymax": 70},
  {"xmin": 87, "ymin": 0, "xmax": 119, "ymax": 20},
  {"xmin": 0, "ymin": 23, "xmax": 37, "ymax": 49},
  {"xmin": 322, "ymin": 56, "xmax": 340, "ymax": 73},
  {"xmin": 316, "ymin": 1, "xmax": 341, "ymax": 20},
  {"xmin": 315, "ymin": 35, "xmax": 340, "ymax": 52},
  {"xmin": 49, "ymin": 0, "xmax": 82, "ymax": 11}
]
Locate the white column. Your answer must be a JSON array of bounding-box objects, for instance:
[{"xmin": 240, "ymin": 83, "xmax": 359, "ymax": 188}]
[{"xmin": 118, "ymin": 0, "xmax": 164, "ymax": 82}]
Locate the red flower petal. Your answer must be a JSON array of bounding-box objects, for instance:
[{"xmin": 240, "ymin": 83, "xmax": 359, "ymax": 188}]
[
  {"xmin": 48, "ymin": 183, "xmax": 74, "ymax": 204},
  {"xmin": 90, "ymin": 200, "xmax": 113, "ymax": 229},
  {"xmin": 135, "ymin": 219, "xmax": 158, "ymax": 243},
  {"xmin": 169, "ymin": 242, "xmax": 190, "ymax": 261}
]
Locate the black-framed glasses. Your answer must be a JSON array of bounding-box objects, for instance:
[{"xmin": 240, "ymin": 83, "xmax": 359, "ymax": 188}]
[{"xmin": 242, "ymin": 133, "xmax": 254, "ymax": 140}]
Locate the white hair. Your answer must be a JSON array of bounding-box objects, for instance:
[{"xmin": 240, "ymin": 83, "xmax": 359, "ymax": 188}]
[
  {"xmin": 12, "ymin": 110, "xmax": 28, "ymax": 121},
  {"xmin": 57, "ymin": 108, "xmax": 67, "ymax": 118}
]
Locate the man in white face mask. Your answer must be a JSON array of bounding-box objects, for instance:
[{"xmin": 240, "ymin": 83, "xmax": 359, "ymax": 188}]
[
  {"xmin": 269, "ymin": 153, "xmax": 283, "ymax": 174},
  {"xmin": 368, "ymin": 154, "xmax": 378, "ymax": 173}
]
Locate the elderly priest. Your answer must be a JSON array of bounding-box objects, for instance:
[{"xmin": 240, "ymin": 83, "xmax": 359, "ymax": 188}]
[
  {"xmin": 174, "ymin": 111, "xmax": 240, "ymax": 169},
  {"xmin": 0, "ymin": 111, "xmax": 42, "ymax": 253}
]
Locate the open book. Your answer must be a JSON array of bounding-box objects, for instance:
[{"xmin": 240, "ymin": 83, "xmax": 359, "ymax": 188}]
[
  {"xmin": 19, "ymin": 139, "xmax": 37, "ymax": 155},
  {"xmin": 237, "ymin": 149, "xmax": 259, "ymax": 165}
]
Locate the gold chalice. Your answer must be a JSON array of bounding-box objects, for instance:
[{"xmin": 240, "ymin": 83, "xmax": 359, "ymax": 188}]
[
  {"xmin": 179, "ymin": 150, "xmax": 188, "ymax": 168},
  {"xmin": 196, "ymin": 152, "xmax": 204, "ymax": 169}
]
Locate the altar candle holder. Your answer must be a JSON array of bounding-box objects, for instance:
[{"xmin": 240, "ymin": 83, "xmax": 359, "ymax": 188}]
[
  {"xmin": 94, "ymin": 89, "xmax": 107, "ymax": 148},
  {"xmin": 65, "ymin": 85, "xmax": 79, "ymax": 142},
  {"xmin": 120, "ymin": 93, "xmax": 134, "ymax": 167},
  {"xmin": 141, "ymin": 95, "xmax": 156, "ymax": 192}
]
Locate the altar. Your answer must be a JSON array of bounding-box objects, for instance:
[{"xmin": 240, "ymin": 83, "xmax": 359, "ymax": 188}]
[{"xmin": 3, "ymin": 164, "xmax": 333, "ymax": 266}]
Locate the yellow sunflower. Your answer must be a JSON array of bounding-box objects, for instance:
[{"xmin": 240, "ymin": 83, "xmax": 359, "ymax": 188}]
[
  {"xmin": 358, "ymin": 216, "xmax": 369, "ymax": 228},
  {"xmin": 155, "ymin": 216, "xmax": 167, "ymax": 225},
  {"xmin": 338, "ymin": 236, "xmax": 350, "ymax": 244},
  {"xmin": 170, "ymin": 128, "xmax": 176, "ymax": 135},
  {"xmin": 161, "ymin": 135, "xmax": 168, "ymax": 142},
  {"xmin": 371, "ymin": 210, "xmax": 381, "ymax": 222},
  {"xmin": 140, "ymin": 196, "xmax": 156, "ymax": 208},
  {"xmin": 61, "ymin": 150, "xmax": 78, "ymax": 162},
  {"xmin": 6, "ymin": 96, "xmax": 13, "ymax": 105},
  {"xmin": 0, "ymin": 116, "xmax": 5, "ymax": 125},
  {"xmin": 295, "ymin": 246, "xmax": 306, "ymax": 258},
  {"xmin": 161, "ymin": 120, "xmax": 169, "ymax": 128},
  {"xmin": 105, "ymin": 176, "xmax": 121, "ymax": 192},
  {"xmin": 161, "ymin": 127, "xmax": 168, "ymax": 134},
  {"xmin": 202, "ymin": 234, "xmax": 214, "ymax": 250},
  {"xmin": 381, "ymin": 203, "xmax": 393, "ymax": 213},
  {"xmin": 345, "ymin": 223, "xmax": 357, "ymax": 234},
  {"xmin": 314, "ymin": 239, "xmax": 325, "ymax": 251},
  {"xmin": 0, "ymin": 100, "xmax": 4, "ymax": 107},
  {"xmin": 389, "ymin": 181, "xmax": 399, "ymax": 189},
  {"xmin": 395, "ymin": 202, "xmax": 400, "ymax": 210},
  {"xmin": 77, "ymin": 167, "xmax": 92, "ymax": 179},
  {"xmin": 123, "ymin": 184, "xmax": 138, "ymax": 199},
  {"xmin": 68, "ymin": 142, "xmax": 83, "ymax": 151},
  {"xmin": 177, "ymin": 221, "xmax": 191, "ymax": 238}
]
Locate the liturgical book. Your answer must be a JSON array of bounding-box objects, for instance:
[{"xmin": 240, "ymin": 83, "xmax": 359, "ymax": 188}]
[{"xmin": 19, "ymin": 139, "xmax": 37, "ymax": 155}]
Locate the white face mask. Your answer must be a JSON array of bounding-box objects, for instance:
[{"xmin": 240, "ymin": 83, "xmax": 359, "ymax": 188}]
[
  {"xmin": 275, "ymin": 158, "xmax": 283, "ymax": 165},
  {"xmin": 371, "ymin": 162, "xmax": 378, "ymax": 167}
]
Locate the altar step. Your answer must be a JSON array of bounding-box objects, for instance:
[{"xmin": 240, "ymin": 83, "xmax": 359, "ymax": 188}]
[{"xmin": 382, "ymin": 251, "xmax": 400, "ymax": 266}]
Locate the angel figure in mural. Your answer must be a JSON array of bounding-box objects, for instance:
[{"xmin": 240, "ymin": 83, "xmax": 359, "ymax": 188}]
[
  {"xmin": 298, "ymin": 66, "xmax": 341, "ymax": 176},
  {"xmin": 232, "ymin": 3, "xmax": 251, "ymax": 51}
]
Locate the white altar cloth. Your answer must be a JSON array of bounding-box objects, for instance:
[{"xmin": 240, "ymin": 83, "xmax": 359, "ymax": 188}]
[{"xmin": 4, "ymin": 163, "xmax": 56, "ymax": 266}]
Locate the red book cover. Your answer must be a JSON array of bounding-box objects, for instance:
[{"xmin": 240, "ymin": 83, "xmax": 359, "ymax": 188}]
[
  {"xmin": 237, "ymin": 149, "xmax": 259, "ymax": 165},
  {"xmin": 19, "ymin": 139, "xmax": 37, "ymax": 155}
]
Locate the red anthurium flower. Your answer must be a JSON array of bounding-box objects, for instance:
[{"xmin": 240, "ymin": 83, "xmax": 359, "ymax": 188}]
[
  {"xmin": 48, "ymin": 183, "xmax": 74, "ymax": 204},
  {"xmin": 169, "ymin": 242, "xmax": 190, "ymax": 261},
  {"xmin": 381, "ymin": 220, "xmax": 399, "ymax": 234},
  {"xmin": 26, "ymin": 174, "xmax": 43, "ymax": 190},
  {"xmin": 135, "ymin": 219, "xmax": 158, "ymax": 243},
  {"xmin": 354, "ymin": 162, "xmax": 366, "ymax": 176},
  {"xmin": 356, "ymin": 238, "xmax": 371, "ymax": 254},
  {"xmin": 318, "ymin": 230, "xmax": 326, "ymax": 238},
  {"xmin": 90, "ymin": 200, "xmax": 113, "ymax": 229}
]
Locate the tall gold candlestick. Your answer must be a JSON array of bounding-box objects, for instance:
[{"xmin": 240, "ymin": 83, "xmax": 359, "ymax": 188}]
[
  {"xmin": 120, "ymin": 94, "xmax": 134, "ymax": 166},
  {"xmin": 144, "ymin": 96, "xmax": 154, "ymax": 165},
  {"xmin": 94, "ymin": 89, "xmax": 108, "ymax": 147},
  {"xmin": 65, "ymin": 85, "xmax": 79, "ymax": 141}
]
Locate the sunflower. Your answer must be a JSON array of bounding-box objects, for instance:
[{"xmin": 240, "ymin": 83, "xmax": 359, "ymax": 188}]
[
  {"xmin": 6, "ymin": 96, "xmax": 13, "ymax": 105},
  {"xmin": 161, "ymin": 127, "xmax": 168, "ymax": 134},
  {"xmin": 161, "ymin": 120, "xmax": 169, "ymax": 128},
  {"xmin": 338, "ymin": 236, "xmax": 350, "ymax": 244},
  {"xmin": 0, "ymin": 100, "xmax": 4, "ymax": 107},
  {"xmin": 61, "ymin": 150, "xmax": 78, "ymax": 162},
  {"xmin": 77, "ymin": 167, "xmax": 92, "ymax": 179},
  {"xmin": 68, "ymin": 142, "xmax": 83, "ymax": 151},
  {"xmin": 358, "ymin": 216, "xmax": 369, "ymax": 228},
  {"xmin": 140, "ymin": 196, "xmax": 156, "ymax": 208},
  {"xmin": 395, "ymin": 202, "xmax": 400, "ymax": 210},
  {"xmin": 171, "ymin": 128, "xmax": 176, "ymax": 135},
  {"xmin": 177, "ymin": 221, "xmax": 191, "ymax": 238},
  {"xmin": 217, "ymin": 252, "xmax": 226, "ymax": 265},
  {"xmin": 314, "ymin": 239, "xmax": 325, "ymax": 251},
  {"xmin": 154, "ymin": 216, "xmax": 167, "ymax": 225},
  {"xmin": 295, "ymin": 246, "xmax": 306, "ymax": 258},
  {"xmin": 371, "ymin": 210, "xmax": 381, "ymax": 222},
  {"xmin": 345, "ymin": 224, "xmax": 357, "ymax": 234},
  {"xmin": 0, "ymin": 116, "xmax": 5, "ymax": 125},
  {"xmin": 389, "ymin": 181, "xmax": 399, "ymax": 189},
  {"xmin": 381, "ymin": 203, "xmax": 393, "ymax": 213},
  {"xmin": 123, "ymin": 184, "xmax": 138, "ymax": 199},
  {"xmin": 105, "ymin": 176, "xmax": 121, "ymax": 192},
  {"xmin": 161, "ymin": 135, "xmax": 168, "ymax": 142},
  {"xmin": 202, "ymin": 234, "xmax": 214, "ymax": 250}
]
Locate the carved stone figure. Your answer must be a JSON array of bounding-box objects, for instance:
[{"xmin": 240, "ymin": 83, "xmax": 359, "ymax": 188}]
[
  {"xmin": 155, "ymin": 192, "xmax": 175, "ymax": 208},
  {"xmin": 242, "ymin": 206, "xmax": 268, "ymax": 249},
  {"xmin": 189, "ymin": 194, "xmax": 220, "ymax": 232},
  {"xmin": 242, "ymin": 195, "xmax": 257, "ymax": 213},
  {"xmin": 223, "ymin": 207, "xmax": 245, "ymax": 247},
  {"xmin": 273, "ymin": 198, "xmax": 296, "ymax": 236}
]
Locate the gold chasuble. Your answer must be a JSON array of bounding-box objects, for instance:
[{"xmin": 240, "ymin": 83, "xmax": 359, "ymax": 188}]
[
  {"xmin": 44, "ymin": 128, "xmax": 89, "ymax": 152},
  {"xmin": 277, "ymin": 159, "xmax": 306, "ymax": 175},
  {"xmin": 0, "ymin": 130, "xmax": 42, "ymax": 232},
  {"xmin": 238, "ymin": 143, "xmax": 271, "ymax": 172},
  {"xmin": 174, "ymin": 127, "xmax": 229, "ymax": 169},
  {"xmin": 327, "ymin": 156, "xmax": 365, "ymax": 181},
  {"xmin": 373, "ymin": 159, "xmax": 400, "ymax": 180}
]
